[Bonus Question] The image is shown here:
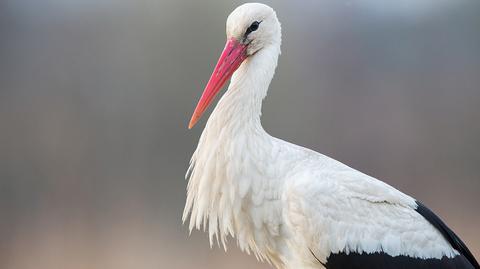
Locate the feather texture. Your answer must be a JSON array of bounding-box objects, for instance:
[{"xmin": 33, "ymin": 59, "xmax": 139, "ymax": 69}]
[{"xmin": 183, "ymin": 3, "xmax": 478, "ymax": 269}]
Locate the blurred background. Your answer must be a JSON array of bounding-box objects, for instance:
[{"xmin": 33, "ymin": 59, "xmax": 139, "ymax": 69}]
[{"xmin": 1, "ymin": 0, "xmax": 479, "ymax": 268}]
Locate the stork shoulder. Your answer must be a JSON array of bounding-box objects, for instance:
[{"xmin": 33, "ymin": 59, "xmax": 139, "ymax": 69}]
[{"xmin": 282, "ymin": 150, "xmax": 416, "ymax": 208}]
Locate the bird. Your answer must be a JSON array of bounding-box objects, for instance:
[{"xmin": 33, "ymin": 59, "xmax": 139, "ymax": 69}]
[{"xmin": 183, "ymin": 3, "xmax": 479, "ymax": 269}]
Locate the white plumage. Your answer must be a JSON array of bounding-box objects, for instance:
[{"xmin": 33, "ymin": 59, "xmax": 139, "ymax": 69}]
[{"xmin": 183, "ymin": 3, "xmax": 478, "ymax": 269}]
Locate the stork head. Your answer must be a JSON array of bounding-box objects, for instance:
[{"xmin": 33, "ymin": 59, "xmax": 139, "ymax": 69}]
[
  {"xmin": 188, "ymin": 3, "xmax": 281, "ymax": 129},
  {"xmin": 226, "ymin": 3, "xmax": 281, "ymax": 56}
]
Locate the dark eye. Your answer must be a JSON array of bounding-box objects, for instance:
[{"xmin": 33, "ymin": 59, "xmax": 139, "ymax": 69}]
[
  {"xmin": 245, "ymin": 21, "xmax": 261, "ymax": 36},
  {"xmin": 249, "ymin": 21, "xmax": 260, "ymax": 31}
]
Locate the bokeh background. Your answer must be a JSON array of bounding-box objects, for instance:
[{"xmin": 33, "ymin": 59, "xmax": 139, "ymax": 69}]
[{"xmin": 1, "ymin": 0, "xmax": 479, "ymax": 268}]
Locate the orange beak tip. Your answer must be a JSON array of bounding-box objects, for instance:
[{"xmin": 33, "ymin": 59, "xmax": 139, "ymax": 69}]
[{"xmin": 188, "ymin": 114, "xmax": 199, "ymax": 129}]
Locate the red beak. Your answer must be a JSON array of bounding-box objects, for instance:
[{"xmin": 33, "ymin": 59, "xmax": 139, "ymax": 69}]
[{"xmin": 188, "ymin": 38, "xmax": 248, "ymax": 129}]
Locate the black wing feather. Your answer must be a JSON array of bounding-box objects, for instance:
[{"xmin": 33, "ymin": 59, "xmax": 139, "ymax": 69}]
[
  {"xmin": 326, "ymin": 252, "xmax": 474, "ymax": 269},
  {"xmin": 323, "ymin": 201, "xmax": 479, "ymax": 269},
  {"xmin": 415, "ymin": 201, "xmax": 479, "ymax": 269}
]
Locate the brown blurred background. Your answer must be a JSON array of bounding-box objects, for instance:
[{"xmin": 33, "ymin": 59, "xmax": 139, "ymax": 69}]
[{"xmin": 1, "ymin": 0, "xmax": 479, "ymax": 268}]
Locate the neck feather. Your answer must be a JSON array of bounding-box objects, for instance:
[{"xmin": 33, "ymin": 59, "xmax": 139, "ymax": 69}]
[{"xmin": 183, "ymin": 43, "xmax": 281, "ymax": 253}]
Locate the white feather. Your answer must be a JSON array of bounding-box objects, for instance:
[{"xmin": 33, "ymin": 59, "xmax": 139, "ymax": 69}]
[{"xmin": 183, "ymin": 3, "xmax": 457, "ymax": 269}]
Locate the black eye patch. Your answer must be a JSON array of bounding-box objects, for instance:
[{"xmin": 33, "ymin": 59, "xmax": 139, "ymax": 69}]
[{"xmin": 245, "ymin": 21, "xmax": 261, "ymax": 37}]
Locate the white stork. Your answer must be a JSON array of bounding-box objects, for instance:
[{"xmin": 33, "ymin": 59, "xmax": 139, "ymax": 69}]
[{"xmin": 183, "ymin": 3, "xmax": 479, "ymax": 269}]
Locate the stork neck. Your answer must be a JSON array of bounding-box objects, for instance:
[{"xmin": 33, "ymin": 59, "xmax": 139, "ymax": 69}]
[
  {"xmin": 185, "ymin": 42, "xmax": 283, "ymax": 258},
  {"xmin": 207, "ymin": 43, "xmax": 280, "ymax": 134}
]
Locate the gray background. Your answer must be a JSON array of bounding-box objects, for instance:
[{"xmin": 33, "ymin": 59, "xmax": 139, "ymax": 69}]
[{"xmin": 1, "ymin": 0, "xmax": 479, "ymax": 268}]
